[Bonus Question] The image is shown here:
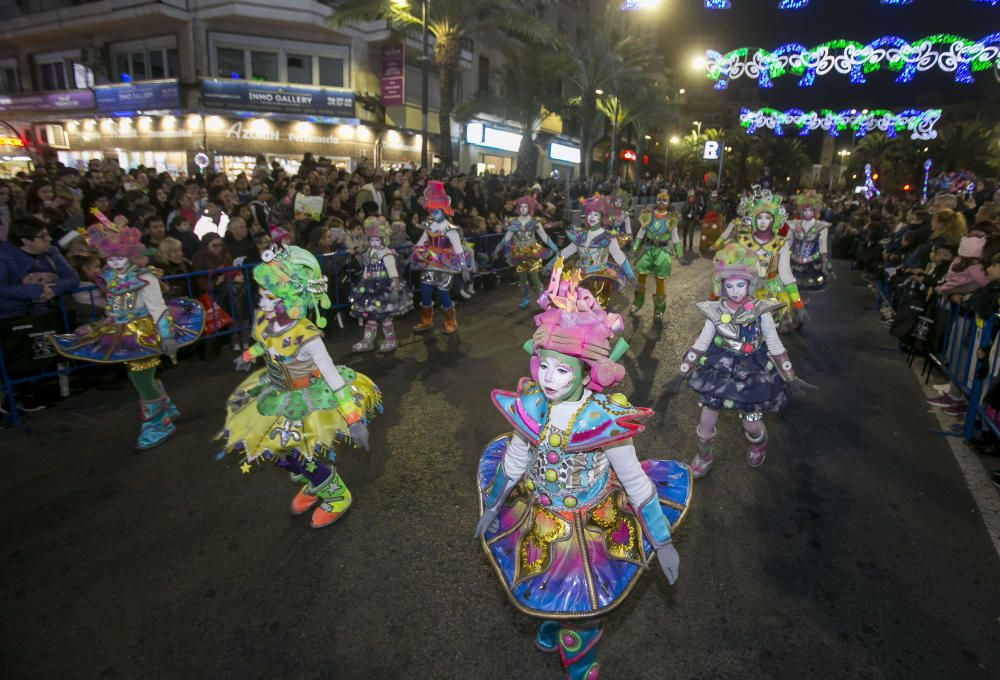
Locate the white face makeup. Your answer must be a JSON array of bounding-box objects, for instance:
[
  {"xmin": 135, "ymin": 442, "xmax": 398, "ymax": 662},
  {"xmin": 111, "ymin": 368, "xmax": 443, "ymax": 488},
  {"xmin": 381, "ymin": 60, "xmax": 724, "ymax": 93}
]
[
  {"xmin": 755, "ymin": 212, "xmax": 774, "ymax": 232},
  {"xmin": 259, "ymin": 290, "xmax": 279, "ymax": 318},
  {"xmin": 368, "ymin": 236, "xmax": 383, "ymax": 249},
  {"xmin": 585, "ymin": 211, "xmax": 602, "ymax": 228},
  {"xmin": 518, "ymin": 203, "xmax": 530, "ymax": 217},
  {"xmin": 801, "ymin": 208, "xmax": 815, "ymax": 220},
  {"xmin": 106, "ymin": 256, "xmax": 130, "ymax": 272},
  {"xmin": 538, "ymin": 355, "xmax": 580, "ymax": 402},
  {"xmin": 723, "ymin": 278, "xmax": 750, "ymax": 302}
]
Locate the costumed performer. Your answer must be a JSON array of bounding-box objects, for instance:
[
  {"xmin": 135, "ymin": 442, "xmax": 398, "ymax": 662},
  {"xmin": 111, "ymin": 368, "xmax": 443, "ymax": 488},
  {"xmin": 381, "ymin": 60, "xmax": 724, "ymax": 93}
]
[
  {"xmin": 475, "ymin": 258, "xmax": 691, "ymax": 679},
  {"xmin": 608, "ymin": 189, "xmax": 633, "ymax": 248},
  {"xmin": 50, "ymin": 209, "xmax": 203, "ymax": 450},
  {"xmin": 350, "ymin": 215, "xmax": 413, "ymax": 352},
  {"xmin": 491, "ymin": 195, "xmax": 559, "ymax": 309},
  {"xmin": 631, "ymin": 190, "xmax": 683, "ymax": 318},
  {"xmin": 668, "ymin": 244, "xmax": 815, "ymax": 479},
  {"xmin": 787, "ymin": 190, "xmax": 834, "ymax": 291},
  {"xmin": 410, "ymin": 180, "xmax": 471, "ymax": 334},
  {"xmin": 556, "ymin": 194, "xmax": 635, "ymax": 307},
  {"xmin": 219, "ymin": 244, "xmax": 381, "ymax": 529}
]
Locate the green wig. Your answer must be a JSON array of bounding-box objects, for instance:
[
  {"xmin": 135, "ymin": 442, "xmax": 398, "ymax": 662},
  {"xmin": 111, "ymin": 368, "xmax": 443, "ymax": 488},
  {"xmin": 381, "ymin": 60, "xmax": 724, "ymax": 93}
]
[{"xmin": 253, "ymin": 244, "xmax": 332, "ymax": 328}]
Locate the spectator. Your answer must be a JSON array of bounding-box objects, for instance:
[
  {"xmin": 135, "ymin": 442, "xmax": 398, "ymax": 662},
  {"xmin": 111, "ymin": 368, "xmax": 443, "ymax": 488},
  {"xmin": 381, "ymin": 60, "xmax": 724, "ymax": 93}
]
[
  {"xmin": 141, "ymin": 215, "xmax": 168, "ymax": 256},
  {"xmin": 0, "ymin": 180, "xmax": 13, "ymax": 241},
  {"xmin": 356, "ymin": 175, "xmax": 386, "ymax": 215},
  {"xmin": 0, "ymin": 217, "xmax": 80, "ymax": 320},
  {"xmin": 191, "ymin": 233, "xmax": 234, "ymax": 297},
  {"xmin": 936, "ymin": 235, "xmax": 989, "ymax": 297},
  {"xmin": 223, "ymin": 217, "xmax": 257, "ymax": 264},
  {"xmin": 193, "ymin": 199, "xmax": 230, "ymax": 238}
]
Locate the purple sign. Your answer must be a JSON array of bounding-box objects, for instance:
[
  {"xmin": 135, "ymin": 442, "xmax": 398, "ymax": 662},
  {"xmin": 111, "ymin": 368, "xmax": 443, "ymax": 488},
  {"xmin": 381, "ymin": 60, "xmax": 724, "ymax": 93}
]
[
  {"xmin": 95, "ymin": 80, "xmax": 180, "ymax": 113},
  {"xmin": 0, "ymin": 90, "xmax": 95, "ymax": 112},
  {"xmin": 381, "ymin": 44, "xmax": 405, "ymax": 107}
]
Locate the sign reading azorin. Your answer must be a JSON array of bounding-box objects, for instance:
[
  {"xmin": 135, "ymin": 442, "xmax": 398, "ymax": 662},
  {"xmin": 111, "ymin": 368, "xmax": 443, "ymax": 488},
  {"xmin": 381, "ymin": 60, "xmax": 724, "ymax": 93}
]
[{"xmin": 201, "ymin": 80, "xmax": 355, "ymax": 117}]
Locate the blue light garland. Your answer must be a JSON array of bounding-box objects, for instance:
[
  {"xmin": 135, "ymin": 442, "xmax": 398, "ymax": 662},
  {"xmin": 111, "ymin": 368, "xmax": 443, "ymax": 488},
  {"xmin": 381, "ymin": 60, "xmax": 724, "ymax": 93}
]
[
  {"xmin": 739, "ymin": 107, "xmax": 941, "ymax": 140},
  {"xmin": 705, "ymin": 32, "xmax": 1000, "ymax": 89},
  {"xmin": 707, "ymin": 0, "xmax": 988, "ymax": 6},
  {"xmin": 864, "ymin": 163, "xmax": 881, "ymax": 201},
  {"xmin": 704, "ymin": 0, "xmax": 731, "ymax": 6}
]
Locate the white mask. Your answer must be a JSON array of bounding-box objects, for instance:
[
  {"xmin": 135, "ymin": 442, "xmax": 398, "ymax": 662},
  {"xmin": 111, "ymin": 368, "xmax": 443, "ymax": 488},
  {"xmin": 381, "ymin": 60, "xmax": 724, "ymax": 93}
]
[
  {"xmin": 723, "ymin": 278, "xmax": 750, "ymax": 303},
  {"xmin": 538, "ymin": 355, "xmax": 580, "ymax": 402},
  {"xmin": 106, "ymin": 256, "xmax": 130, "ymax": 272}
]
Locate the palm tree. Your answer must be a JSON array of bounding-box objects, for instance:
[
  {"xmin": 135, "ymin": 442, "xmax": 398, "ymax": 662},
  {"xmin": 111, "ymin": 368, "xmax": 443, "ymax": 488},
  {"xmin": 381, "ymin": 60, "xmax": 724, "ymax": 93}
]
[
  {"xmin": 456, "ymin": 52, "xmax": 570, "ymax": 179},
  {"xmin": 748, "ymin": 136, "xmax": 812, "ymax": 188},
  {"xmin": 564, "ymin": 2, "xmax": 663, "ymax": 177},
  {"xmin": 594, "ymin": 79, "xmax": 674, "ymax": 177},
  {"xmin": 846, "ymin": 134, "xmax": 920, "ymax": 191},
  {"xmin": 328, "ymin": 0, "xmax": 555, "ymax": 170},
  {"xmin": 929, "ymin": 121, "xmax": 996, "ymax": 176}
]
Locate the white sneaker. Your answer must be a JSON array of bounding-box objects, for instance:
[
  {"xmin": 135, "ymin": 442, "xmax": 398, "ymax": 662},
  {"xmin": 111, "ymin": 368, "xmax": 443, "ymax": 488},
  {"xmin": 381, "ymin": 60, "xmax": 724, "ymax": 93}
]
[{"xmin": 459, "ymin": 287, "xmax": 472, "ymax": 300}]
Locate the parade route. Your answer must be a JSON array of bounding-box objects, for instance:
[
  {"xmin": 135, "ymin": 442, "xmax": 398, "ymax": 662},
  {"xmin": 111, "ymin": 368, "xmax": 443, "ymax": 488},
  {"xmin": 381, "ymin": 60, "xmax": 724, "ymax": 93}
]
[{"xmin": 2, "ymin": 259, "xmax": 999, "ymax": 679}]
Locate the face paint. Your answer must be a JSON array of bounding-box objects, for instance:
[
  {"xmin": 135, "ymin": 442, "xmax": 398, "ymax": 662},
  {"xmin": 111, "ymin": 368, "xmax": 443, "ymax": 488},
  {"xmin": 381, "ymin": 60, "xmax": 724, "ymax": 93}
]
[
  {"xmin": 755, "ymin": 212, "xmax": 774, "ymax": 232},
  {"xmin": 259, "ymin": 290, "xmax": 280, "ymax": 318},
  {"xmin": 723, "ymin": 277, "xmax": 750, "ymax": 303},
  {"xmin": 106, "ymin": 256, "xmax": 130, "ymax": 272},
  {"xmin": 585, "ymin": 211, "xmax": 602, "ymax": 228},
  {"xmin": 431, "ymin": 208, "xmax": 445, "ymax": 222},
  {"xmin": 369, "ymin": 236, "xmax": 383, "ymax": 249},
  {"xmin": 538, "ymin": 350, "xmax": 584, "ymax": 403},
  {"xmin": 801, "ymin": 207, "xmax": 815, "ymax": 220},
  {"xmin": 518, "ymin": 203, "xmax": 530, "ymax": 217}
]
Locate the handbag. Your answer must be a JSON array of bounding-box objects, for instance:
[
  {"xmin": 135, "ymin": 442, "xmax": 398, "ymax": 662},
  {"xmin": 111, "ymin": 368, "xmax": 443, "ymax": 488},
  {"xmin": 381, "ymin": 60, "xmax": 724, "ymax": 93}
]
[
  {"xmin": 197, "ymin": 293, "xmax": 234, "ymax": 335},
  {"xmin": 0, "ymin": 308, "xmax": 63, "ymax": 373}
]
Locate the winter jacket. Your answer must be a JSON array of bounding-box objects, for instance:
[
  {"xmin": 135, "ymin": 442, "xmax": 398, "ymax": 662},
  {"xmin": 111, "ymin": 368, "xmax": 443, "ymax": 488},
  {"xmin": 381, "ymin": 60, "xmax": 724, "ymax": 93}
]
[
  {"xmin": 936, "ymin": 263, "xmax": 990, "ymax": 296},
  {"xmin": 0, "ymin": 240, "xmax": 80, "ymax": 320}
]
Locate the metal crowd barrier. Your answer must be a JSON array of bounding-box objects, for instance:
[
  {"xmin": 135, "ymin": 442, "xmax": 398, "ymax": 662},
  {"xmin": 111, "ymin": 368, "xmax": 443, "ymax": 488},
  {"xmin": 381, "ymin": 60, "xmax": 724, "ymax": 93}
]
[
  {"xmin": 927, "ymin": 301, "xmax": 1000, "ymax": 440},
  {"xmin": 0, "ymin": 232, "xmax": 509, "ymax": 431}
]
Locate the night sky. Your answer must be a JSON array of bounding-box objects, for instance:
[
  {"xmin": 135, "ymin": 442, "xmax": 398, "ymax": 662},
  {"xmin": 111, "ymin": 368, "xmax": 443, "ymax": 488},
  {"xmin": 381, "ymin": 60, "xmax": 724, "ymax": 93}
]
[{"xmin": 657, "ymin": 0, "xmax": 1000, "ymax": 112}]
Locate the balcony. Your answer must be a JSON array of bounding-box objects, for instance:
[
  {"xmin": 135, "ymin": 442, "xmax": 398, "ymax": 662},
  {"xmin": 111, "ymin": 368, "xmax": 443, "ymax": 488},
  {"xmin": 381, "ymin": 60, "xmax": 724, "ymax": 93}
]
[
  {"xmin": 0, "ymin": 0, "xmax": 189, "ymax": 21},
  {"xmin": 0, "ymin": 0, "xmax": 191, "ymax": 43}
]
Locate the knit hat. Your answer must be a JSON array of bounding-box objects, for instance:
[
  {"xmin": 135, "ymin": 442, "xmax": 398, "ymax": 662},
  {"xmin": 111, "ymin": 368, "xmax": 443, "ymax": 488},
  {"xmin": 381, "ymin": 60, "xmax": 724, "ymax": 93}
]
[{"xmin": 958, "ymin": 235, "xmax": 986, "ymax": 259}]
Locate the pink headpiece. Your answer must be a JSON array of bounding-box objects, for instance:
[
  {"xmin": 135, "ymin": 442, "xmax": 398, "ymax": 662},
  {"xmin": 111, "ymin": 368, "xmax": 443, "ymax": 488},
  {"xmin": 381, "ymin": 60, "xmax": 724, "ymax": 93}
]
[
  {"xmin": 528, "ymin": 258, "xmax": 628, "ymax": 392},
  {"xmin": 513, "ymin": 195, "xmax": 536, "ymax": 215},
  {"xmin": 423, "ymin": 180, "xmax": 453, "ymax": 215},
  {"xmin": 87, "ymin": 209, "xmax": 147, "ymax": 265},
  {"xmin": 581, "ymin": 194, "xmax": 610, "ymax": 225}
]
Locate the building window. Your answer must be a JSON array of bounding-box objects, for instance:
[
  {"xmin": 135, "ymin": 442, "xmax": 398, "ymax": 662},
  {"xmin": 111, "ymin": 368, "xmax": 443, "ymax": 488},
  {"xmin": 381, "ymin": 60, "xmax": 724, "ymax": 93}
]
[
  {"xmin": 287, "ymin": 54, "xmax": 312, "ymax": 84},
  {"xmin": 110, "ymin": 36, "xmax": 179, "ymax": 82},
  {"xmin": 250, "ymin": 51, "xmax": 278, "ymax": 82},
  {"xmin": 209, "ymin": 33, "xmax": 350, "ymax": 88},
  {"xmin": 0, "ymin": 61, "xmax": 19, "ymax": 94},
  {"xmin": 478, "ymin": 56, "xmax": 489, "ymax": 95},
  {"xmin": 318, "ymin": 57, "xmax": 344, "ymax": 87},
  {"xmin": 38, "ymin": 61, "xmax": 68, "ymax": 90}
]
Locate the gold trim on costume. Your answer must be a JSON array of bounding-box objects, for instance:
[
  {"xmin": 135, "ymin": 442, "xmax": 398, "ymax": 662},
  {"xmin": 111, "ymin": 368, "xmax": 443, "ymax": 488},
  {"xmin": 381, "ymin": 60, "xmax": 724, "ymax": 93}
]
[{"xmin": 127, "ymin": 355, "xmax": 162, "ymax": 371}]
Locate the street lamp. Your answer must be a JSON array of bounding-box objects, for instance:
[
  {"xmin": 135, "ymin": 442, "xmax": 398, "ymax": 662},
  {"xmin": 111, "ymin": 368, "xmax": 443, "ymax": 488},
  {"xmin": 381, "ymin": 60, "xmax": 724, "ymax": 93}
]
[
  {"xmin": 595, "ymin": 88, "xmax": 604, "ymax": 95},
  {"xmin": 669, "ymin": 135, "xmax": 680, "ymax": 144},
  {"xmin": 691, "ymin": 54, "xmax": 707, "ymax": 71},
  {"xmin": 678, "ymin": 88, "xmax": 686, "ymax": 95}
]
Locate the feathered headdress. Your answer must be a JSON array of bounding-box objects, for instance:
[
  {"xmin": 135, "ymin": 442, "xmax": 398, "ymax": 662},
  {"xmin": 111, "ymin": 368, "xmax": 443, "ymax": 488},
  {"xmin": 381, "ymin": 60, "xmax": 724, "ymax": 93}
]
[
  {"xmin": 87, "ymin": 208, "xmax": 147, "ymax": 265},
  {"xmin": 525, "ymin": 258, "xmax": 629, "ymax": 392},
  {"xmin": 253, "ymin": 244, "xmax": 331, "ymax": 328},
  {"xmin": 750, "ymin": 190, "xmax": 787, "ymax": 234}
]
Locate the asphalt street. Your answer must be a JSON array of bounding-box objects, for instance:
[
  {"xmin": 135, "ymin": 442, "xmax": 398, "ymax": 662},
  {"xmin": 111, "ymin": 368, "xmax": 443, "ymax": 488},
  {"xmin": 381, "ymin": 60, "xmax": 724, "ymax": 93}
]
[{"xmin": 2, "ymin": 256, "xmax": 999, "ymax": 680}]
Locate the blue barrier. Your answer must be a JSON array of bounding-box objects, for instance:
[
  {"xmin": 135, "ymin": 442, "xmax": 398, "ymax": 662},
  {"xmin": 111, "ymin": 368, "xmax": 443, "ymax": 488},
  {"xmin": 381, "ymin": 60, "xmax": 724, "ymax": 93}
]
[{"xmin": 0, "ymin": 232, "xmax": 511, "ymax": 430}]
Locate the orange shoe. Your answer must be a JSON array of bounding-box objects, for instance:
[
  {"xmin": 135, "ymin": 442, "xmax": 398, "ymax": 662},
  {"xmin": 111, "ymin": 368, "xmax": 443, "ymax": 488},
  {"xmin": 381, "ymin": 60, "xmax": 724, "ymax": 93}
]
[
  {"xmin": 309, "ymin": 474, "xmax": 353, "ymax": 528},
  {"xmin": 290, "ymin": 486, "xmax": 319, "ymax": 515},
  {"xmin": 442, "ymin": 307, "xmax": 457, "ymax": 334},
  {"xmin": 413, "ymin": 306, "xmax": 434, "ymax": 332}
]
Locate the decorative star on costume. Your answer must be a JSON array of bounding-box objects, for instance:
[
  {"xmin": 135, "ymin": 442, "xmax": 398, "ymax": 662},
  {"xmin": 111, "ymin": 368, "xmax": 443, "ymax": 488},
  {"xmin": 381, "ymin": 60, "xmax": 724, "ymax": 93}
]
[{"xmin": 240, "ymin": 461, "xmax": 252, "ymax": 474}]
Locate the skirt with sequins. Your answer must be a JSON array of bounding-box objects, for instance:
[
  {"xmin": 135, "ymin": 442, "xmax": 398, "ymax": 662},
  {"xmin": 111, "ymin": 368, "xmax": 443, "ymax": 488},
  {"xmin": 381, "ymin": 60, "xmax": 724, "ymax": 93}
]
[
  {"xmin": 687, "ymin": 344, "xmax": 788, "ymax": 414},
  {"xmin": 349, "ymin": 274, "xmax": 414, "ymax": 321},
  {"xmin": 477, "ymin": 434, "xmax": 692, "ymax": 620}
]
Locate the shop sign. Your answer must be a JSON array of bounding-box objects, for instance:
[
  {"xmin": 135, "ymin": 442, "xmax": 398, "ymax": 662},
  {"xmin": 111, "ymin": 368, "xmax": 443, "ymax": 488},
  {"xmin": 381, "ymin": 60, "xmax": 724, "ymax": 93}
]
[
  {"xmin": 466, "ymin": 122, "xmax": 522, "ymax": 152},
  {"xmin": 201, "ymin": 79, "xmax": 355, "ymax": 118},
  {"xmin": 0, "ymin": 135, "xmax": 24, "ymax": 147},
  {"xmin": 549, "ymin": 142, "xmax": 580, "ymax": 164},
  {"xmin": 381, "ymin": 44, "xmax": 405, "ymax": 107},
  {"xmin": 0, "ymin": 90, "xmax": 95, "ymax": 112},
  {"xmin": 95, "ymin": 80, "xmax": 181, "ymax": 112}
]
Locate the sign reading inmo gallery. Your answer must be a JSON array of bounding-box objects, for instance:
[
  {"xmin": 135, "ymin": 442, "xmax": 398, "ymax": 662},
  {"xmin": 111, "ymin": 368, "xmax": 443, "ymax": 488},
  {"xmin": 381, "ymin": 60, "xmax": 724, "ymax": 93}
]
[{"xmin": 200, "ymin": 80, "xmax": 355, "ymax": 117}]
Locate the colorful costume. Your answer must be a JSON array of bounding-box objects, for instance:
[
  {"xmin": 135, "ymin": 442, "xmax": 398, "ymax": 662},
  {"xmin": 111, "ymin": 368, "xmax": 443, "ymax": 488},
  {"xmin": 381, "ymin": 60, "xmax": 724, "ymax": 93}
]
[
  {"xmin": 673, "ymin": 244, "xmax": 807, "ymax": 479},
  {"xmin": 476, "ymin": 260, "xmax": 690, "ymax": 679},
  {"xmin": 558, "ymin": 195, "xmax": 635, "ymax": 307},
  {"xmin": 607, "ymin": 190, "xmax": 633, "ymax": 248},
  {"xmin": 410, "ymin": 180, "xmax": 471, "ymax": 334},
  {"xmin": 709, "ymin": 191, "xmax": 755, "ymax": 252},
  {"xmin": 350, "ymin": 216, "xmax": 413, "ymax": 352},
  {"xmin": 787, "ymin": 190, "xmax": 832, "ymax": 291},
  {"xmin": 731, "ymin": 191, "xmax": 804, "ymax": 327},
  {"xmin": 631, "ymin": 191, "xmax": 683, "ymax": 318},
  {"xmin": 493, "ymin": 195, "xmax": 559, "ymax": 309},
  {"xmin": 51, "ymin": 210, "xmax": 203, "ymax": 450},
  {"xmin": 219, "ymin": 245, "xmax": 381, "ymax": 529}
]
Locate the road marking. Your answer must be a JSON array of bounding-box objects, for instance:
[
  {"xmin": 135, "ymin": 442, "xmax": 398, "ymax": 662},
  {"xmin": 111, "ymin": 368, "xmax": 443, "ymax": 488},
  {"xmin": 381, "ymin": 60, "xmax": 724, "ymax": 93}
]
[{"xmin": 912, "ymin": 364, "xmax": 1000, "ymax": 562}]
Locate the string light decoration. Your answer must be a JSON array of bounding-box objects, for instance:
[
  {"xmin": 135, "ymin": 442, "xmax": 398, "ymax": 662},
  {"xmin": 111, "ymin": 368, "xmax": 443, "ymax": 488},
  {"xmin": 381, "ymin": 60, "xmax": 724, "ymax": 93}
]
[
  {"xmin": 707, "ymin": 0, "xmax": 990, "ymax": 6},
  {"xmin": 864, "ymin": 164, "xmax": 881, "ymax": 200},
  {"xmin": 921, "ymin": 159, "xmax": 933, "ymax": 203},
  {"xmin": 739, "ymin": 107, "xmax": 941, "ymax": 140},
  {"xmin": 704, "ymin": 32, "xmax": 1000, "ymax": 89}
]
